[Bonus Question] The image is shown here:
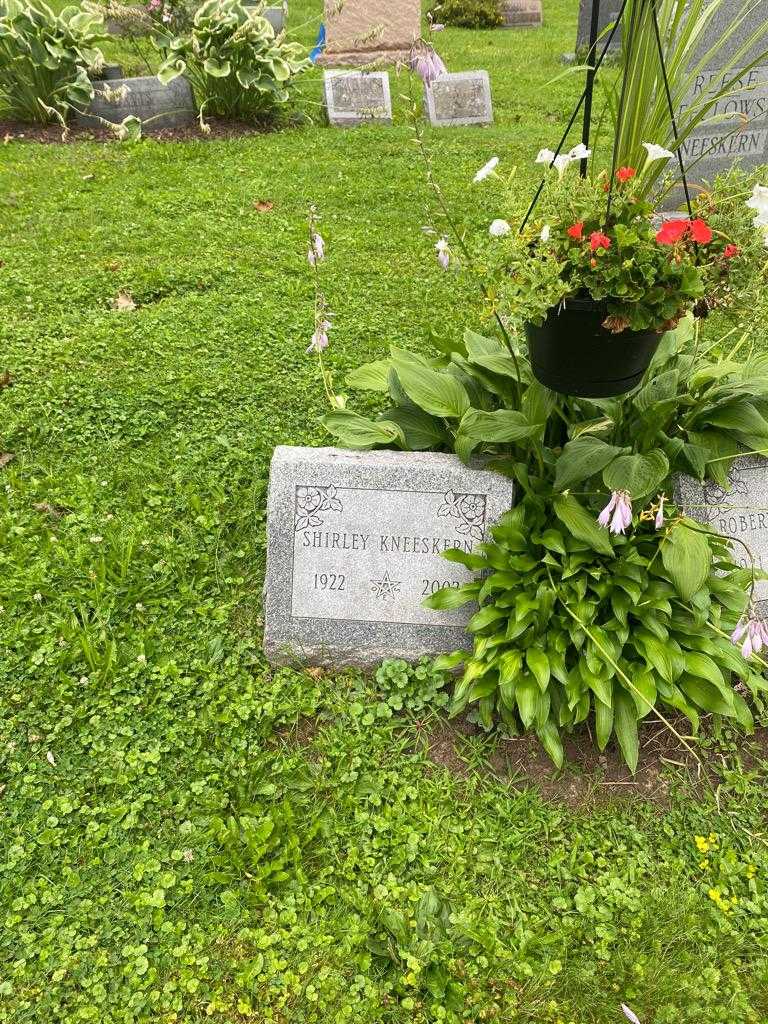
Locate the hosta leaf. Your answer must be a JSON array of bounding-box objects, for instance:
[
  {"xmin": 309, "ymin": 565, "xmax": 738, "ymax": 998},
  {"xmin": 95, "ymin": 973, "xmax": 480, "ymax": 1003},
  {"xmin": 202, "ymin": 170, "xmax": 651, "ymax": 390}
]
[
  {"xmin": 595, "ymin": 695, "xmax": 613, "ymax": 751},
  {"xmin": 553, "ymin": 494, "xmax": 614, "ymax": 556},
  {"xmin": 554, "ymin": 436, "xmax": 624, "ymax": 492},
  {"xmin": 393, "ymin": 357, "xmax": 469, "ymax": 419},
  {"xmin": 525, "ymin": 648, "xmax": 550, "ymax": 692},
  {"xmin": 679, "ymin": 675, "xmax": 735, "ymax": 716},
  {"xmin": 516, "ymin": 676, "xmax": 538, "ymax": 728},
  {"xmin": 321, "ymin": 410, "xmax": 403, "ymax": 450},
  {"xmin": 537, "ymin": 718, "xmax": 564, "ymax": 769},
  {"xmin": 379, "ymin": 407, "xmax": 447, "ymax": 451},
  {"xmin": 661, "ymin": 521, "xmax": 712, "ymax": 601},
  {"xmin": 603, "ymin": 450, "xmax": 669, "ymax": 500},
  {"xmin": 614, "ymin": 689, "xmax": 639, "ymax": 773},
  {"xmin": 346, "ymin": 360, "xmax": 390, "ymax": 392},
  {"xmin": 424, "ymin": 582, "xmax": 480, "ymax": 611}
]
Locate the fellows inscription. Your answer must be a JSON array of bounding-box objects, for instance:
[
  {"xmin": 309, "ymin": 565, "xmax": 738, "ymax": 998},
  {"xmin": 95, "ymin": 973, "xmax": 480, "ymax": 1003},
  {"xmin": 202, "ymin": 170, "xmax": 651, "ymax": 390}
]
[{"xmin": 264, "ymin": 447, "xmax": 515, "ymax": 666}]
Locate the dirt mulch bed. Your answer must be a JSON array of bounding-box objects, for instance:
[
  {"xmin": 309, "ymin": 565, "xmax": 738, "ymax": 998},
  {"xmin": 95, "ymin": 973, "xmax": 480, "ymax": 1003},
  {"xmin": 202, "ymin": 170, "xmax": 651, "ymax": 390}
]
[
  {"xmin": 0, "ymin": 118, "xmax": 268, "ymax": 144},
  {"xmin": 419, "ymin": 714, "xmax": 755, "ymax": 809}
]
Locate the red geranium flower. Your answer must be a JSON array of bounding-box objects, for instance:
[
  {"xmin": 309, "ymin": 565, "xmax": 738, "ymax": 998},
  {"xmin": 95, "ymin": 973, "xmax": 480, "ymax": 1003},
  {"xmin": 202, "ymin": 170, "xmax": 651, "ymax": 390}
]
[
  {"xmin": 724, "ymin": 243, "xmax": 741, "ymax": 259},
  {"xmin": 656, "ymin": 218, "xmax": 688, "ymax": 245},
  {"xmin": 689, "ymin": 218, "xmax": 713, "ymax": 244},
  {"xmin": 616, "ymin": 166, "xmax": 637, "ymax": 183},
  {"xmin": 590, "ymin": 231, "xmax": 611, "ymax": 252},
  {"xmin": 567, "ymin": 221, "xmax": 584, "ymax": 240}
]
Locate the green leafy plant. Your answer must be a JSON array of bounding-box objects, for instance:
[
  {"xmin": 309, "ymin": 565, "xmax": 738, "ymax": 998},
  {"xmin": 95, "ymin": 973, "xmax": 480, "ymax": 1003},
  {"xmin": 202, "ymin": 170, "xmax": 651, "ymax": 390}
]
[
  {"xmin": 604, "ymin": 0, "xmax": 768, "ymax": 198},
  {"xmin": 156, "ymin": 0, "xmax": 309, "ymax": 126},
  {"xmin": 0, "ymin": 0, "xmax": 105, "ymax": 123},
  {"xmin": 427, "ymin": 0, "xmax": 503, "ymax": 30},
  {"xmin": 350, "ymin": 657, "xmax": 450, "ymax": 725}
]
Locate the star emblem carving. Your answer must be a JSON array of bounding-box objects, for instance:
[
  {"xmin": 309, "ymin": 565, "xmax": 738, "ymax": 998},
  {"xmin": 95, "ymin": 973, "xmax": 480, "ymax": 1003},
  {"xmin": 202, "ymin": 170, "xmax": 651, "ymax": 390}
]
[{"xmin": 370, "ymin": 572, "xmax": 402, "ymax": 601}]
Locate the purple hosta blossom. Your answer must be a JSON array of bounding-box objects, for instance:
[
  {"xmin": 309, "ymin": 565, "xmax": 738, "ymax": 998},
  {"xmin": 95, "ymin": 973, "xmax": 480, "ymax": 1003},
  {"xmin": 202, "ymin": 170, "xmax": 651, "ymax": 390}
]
[
  {"xmin": 410, "ymin": 44, "xmax": 447, "ymax": 86},
  {"xmin": 654, "ymin": 494, "xmax": 665, "ymax": 530},
  {"xmin": 731, "ymin": 612, "xmax": 768, "ymax": 659},
  {"xmin": 308, "ymin": 231, "xmax": 325, "ymax": 266},
  {"xmin": 598, "ymin": 490, "xmax": 633, "ymax": 534},
  {"xmin": 474, "ymin": 156, "xmax": 499, "ymax": 183},
  {"xmin": 621, "ymin": 1006, "xmax": 641, "ymax": 1024},
  {"xmin": 307, "ymin": 319, "xmax": 331, "ymax": 354},
  {"xmin": 435, "ymin": 237, "xmax": 450, "ymax": 270}
]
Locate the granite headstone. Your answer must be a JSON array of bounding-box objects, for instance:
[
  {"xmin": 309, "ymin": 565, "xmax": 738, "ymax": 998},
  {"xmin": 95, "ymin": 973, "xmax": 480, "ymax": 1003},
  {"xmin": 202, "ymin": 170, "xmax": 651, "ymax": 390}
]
[
  {"xmin": 264, "ymin": 446, "xmax": 516, "ymax": 667},
  {"xmin": 323, "ymin": 70, "xmax": 392, "ymax": 126},
  {"xmin": 76, "ymin": 76, "xmax": 195, "ymax": 130},
  {"xmin": 576, "ymin": 0, "xmax": 621, "ymax": 55},
  {"xmin": 675, "ymin": 455, "xmax": 768, "ymax": 612},
  {"xmin": 672, "ymin": 0, "xmax": 768, "ymax": 198},
  {"xmin": 424, "ymin": 71, "xmax": 493, "ymax": 127},
  {"xmin": 317, "ymin": 0, "xmax": 421, "ymax": 67},
  {"xmin": 501, "ymin": 0, "xmax": 542, "ymax": 28}
]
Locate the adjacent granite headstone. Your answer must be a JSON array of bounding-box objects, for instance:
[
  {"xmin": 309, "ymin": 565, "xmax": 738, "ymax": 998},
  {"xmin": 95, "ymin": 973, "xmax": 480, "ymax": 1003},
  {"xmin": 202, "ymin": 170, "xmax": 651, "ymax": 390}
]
[
  {"xmin": 675, "ymin": 455, "xmax": 768, "ymax": 612},
  {"xmin": 75, "ymin": 76, "xmax": 195, "ymax": 130},
  {"xmin": 424, "ymin": 71, "xmax": 493, "ymax": 128},
  {"xmin": 243, "ymin": 2, "xmax": 286, "ymax": 32},
  {"xmin": 264, "ymin": 446, "xmax": 516, "ymax": 667},
  {"xmin": 316, "ymin": 0, "xmax": 421, "ymax": 67},
  {"xmin": 576, "ymin": 0, "xmax": 621, "ymax": 54},
  {"xmin": 501, "ymin": 0, "xmax": 542, "ymax": 28},
  {"xmin": 671, "ymin": 0, "xmax": 768, "ymax": 199},
  {"xmin": 323, "ymin": 70, "xmax": 392, "ymax": 126}
]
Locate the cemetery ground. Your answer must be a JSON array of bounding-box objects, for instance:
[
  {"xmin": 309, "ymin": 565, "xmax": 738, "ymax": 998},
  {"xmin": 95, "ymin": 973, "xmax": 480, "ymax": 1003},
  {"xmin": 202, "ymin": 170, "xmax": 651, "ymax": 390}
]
[{"xmin": 2, "ymin": 1, "xmax": 768, "ymax": 1021}]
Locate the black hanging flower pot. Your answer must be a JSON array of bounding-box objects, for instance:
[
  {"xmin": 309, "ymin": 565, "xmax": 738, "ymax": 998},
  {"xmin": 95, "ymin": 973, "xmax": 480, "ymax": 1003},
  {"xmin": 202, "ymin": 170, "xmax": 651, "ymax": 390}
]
[{"xmin": 524, "ymin": 297, "xmax": 663, "ymax": 399}]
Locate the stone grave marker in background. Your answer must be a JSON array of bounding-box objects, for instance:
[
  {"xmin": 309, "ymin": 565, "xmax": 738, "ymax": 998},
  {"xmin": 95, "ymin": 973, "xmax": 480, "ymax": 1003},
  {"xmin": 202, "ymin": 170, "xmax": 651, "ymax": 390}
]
[
  {"xmin": 75, "ymin": 76, "xmax": 195, "ymax": 130},
  {"xmin": 576, "ymin": 0, "xmax": 621, "ymax": 55},
  {"xmin": 316, "ymin": 0, "xmax": 421, "ymax": 67},
  {"xmin": 424, "ymin": 71, "xmax": 493, "ymax": 127},
  {"xmin": 501, "ymin": 0, "xmax": 543, "ymax": 28},
  {"xmin": 675, "ymin": 455, "xmax": 768, "ymax": 612},
  {"xmin": 669, "ymin": 0, "xmax": 768, "ymax": 202},
  {"xmin": 324, "ymin": 70, "xmax": 392, "ymax": 126},
  {"xmin": 264, "ymin": 446, "xmax": 515, "ymax": 667}
]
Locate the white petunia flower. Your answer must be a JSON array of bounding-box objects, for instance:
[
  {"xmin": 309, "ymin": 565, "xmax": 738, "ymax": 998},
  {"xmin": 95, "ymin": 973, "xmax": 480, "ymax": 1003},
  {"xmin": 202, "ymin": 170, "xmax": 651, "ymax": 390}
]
[
  {"xmin": 489, "ymin": 219, "xmax": 511, "ymax": 237},
  {"xmin": 535, "ymin": 148, "xmax": 556, "ymax": 166},
  {"xmin": 553, "ymin": 154, "xmax": 572, "ymax": 177},
  {"xmin": 474, "ymin": 156, "xmax": 499, "ymax": 183},
  {"xmin": 642, "ymin": 141, "xmax": 674, "ymax": 162},
  {"xmin": 540, "ymin": 224, "xmax": 551, "ymax": 242},
  {"xmin": 746, "ymin": 183, "xmax": 768, "ymax": 227},
  {"xmin": 568, "ymin": 143, "xmax": 591, "ymax": 161}
]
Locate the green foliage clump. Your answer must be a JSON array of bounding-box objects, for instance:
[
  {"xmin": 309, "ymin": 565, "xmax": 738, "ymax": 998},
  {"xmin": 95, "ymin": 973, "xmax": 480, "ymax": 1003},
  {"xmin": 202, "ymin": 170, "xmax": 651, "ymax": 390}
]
[
  {"xmin": 428, "ymin": 0, "xmax": 503, "ymax": 30},
  {"xmin": 0, "ymin": 0, "xmax": 105, "ymax": 123},
  {"xmin": 157, "ymin": 0, "xmax": 309, "ymax": 125},
  {"xmin": 350, "ymin": 657, "xmax": 450, "ymax": 724}
]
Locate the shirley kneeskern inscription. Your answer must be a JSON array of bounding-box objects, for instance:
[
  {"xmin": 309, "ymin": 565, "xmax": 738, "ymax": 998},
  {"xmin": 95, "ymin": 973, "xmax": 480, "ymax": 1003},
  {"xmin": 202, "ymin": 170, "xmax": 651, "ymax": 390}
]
[{"xmin": 264, "ymin": 447, "xmax": 515, "ymax": 667}]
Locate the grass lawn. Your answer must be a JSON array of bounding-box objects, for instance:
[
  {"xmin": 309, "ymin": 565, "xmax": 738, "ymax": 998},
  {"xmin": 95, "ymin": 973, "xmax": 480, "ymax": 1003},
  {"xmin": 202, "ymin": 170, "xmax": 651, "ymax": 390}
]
[{"xmin": 2, "ymin": 1, "xmax": 768, "ymax": 1021}]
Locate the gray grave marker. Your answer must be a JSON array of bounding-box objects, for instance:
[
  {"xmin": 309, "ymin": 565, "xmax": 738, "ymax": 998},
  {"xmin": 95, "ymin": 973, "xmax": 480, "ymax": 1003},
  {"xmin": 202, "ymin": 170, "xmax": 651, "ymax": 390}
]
[
  {"xmin": 323, "ymin": 70, "xmax": 392, "ymax": 126},
  {"xmin": 76, "ymin": 76, "xmax": 195, "ymax": 130},
  {"xmin": 675, "ymin": 455, "xmax": 768, "ymax": 612},
  {"xmin": 576, "ymin": 0, "xmax": 621, "ymax": 54},
  {"xmin": 424, "ymin": 71, "xmax": 493, "ymax": 128},
  {"xmin": 671, "ymin": 0, "xmax": 768, "ymax": 201},
  {"xmin": 501, "ymin": 0, "xmax": 542, "ymax": 28},
  {"xmin": 264, "ymin": 446, "xmax": 516, "ymax": 667}
]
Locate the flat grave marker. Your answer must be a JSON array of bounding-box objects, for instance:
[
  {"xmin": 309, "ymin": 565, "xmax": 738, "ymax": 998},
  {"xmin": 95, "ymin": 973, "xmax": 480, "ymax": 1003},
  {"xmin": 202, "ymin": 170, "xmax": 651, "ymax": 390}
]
[
  {"xmin": 501, "ymin": 0, "xmax": 543, "ymax": 28},
  {"xmin": 76, "ymin": 76, "xmax": 195, "ymax": 130},
  {"xmin": 675, "ymin": 455, "xmax": 768, "ymax": 612},
  {"xmin": 264, "ymin": 446, "xmax": 516, "ymax": 667},
  {"xmin": 576, "ymin": 0, "xmax": 621, "ymax": 54},
  {"xmin": 323, "ymin": 70, "xmax": 392, "ymax": 126},
  {"xmin": 424, "ymin": 71, "xmax": 493, "ymax": 127}
]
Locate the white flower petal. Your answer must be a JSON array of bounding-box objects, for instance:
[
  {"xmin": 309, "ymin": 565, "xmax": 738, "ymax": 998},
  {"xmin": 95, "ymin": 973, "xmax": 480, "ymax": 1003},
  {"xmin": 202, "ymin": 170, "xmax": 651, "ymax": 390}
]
[
  {"xmin": 535, "ymin": 147, "xmax": 555, "ymax": 165},
  {"xmin": 642, "ymin": 141, "xmax": 674, "ymax": 162},
  {"xmin": 473, "ymin": 156, "xmax": 499, "ymax": 183}
]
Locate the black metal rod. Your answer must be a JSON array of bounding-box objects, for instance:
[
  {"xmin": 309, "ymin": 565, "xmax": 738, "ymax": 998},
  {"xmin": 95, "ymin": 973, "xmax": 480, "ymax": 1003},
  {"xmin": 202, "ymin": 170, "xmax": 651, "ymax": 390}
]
[
  {"xmin": 580, "ymin": 0, "xmax": 602, "ymax": 178},
  {"xmin": 650, "ymin": 0, "xmax": 694, "ymax": 217},
  {"xmin": 518, "ymin": 0, "xmax": 629, "ymax": 232}
]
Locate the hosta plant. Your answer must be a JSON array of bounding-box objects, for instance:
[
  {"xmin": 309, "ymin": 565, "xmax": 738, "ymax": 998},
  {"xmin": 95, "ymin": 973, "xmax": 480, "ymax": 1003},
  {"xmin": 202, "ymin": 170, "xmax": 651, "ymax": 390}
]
[
  {"xmin": 0, "ymin": 0, "xmax": 105, "ymax": 123},
  {"xmin": 156, "ymin": 0, "xmax": 309, "ymax": 125}
]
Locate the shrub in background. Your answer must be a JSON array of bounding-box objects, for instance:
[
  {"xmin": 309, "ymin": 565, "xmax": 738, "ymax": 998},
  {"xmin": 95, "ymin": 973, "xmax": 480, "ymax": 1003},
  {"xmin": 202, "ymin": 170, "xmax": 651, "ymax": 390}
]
[
  {"xmin": 157, "ymin": 0, "xmax": 309, "ymax": 125},
  {"xmin": 428, "ymin": 0, "xmax": 503, "ymax": 30},
  {"xmin": 0, "ymin": 0, "xmax": 105, "ymax": 123}
]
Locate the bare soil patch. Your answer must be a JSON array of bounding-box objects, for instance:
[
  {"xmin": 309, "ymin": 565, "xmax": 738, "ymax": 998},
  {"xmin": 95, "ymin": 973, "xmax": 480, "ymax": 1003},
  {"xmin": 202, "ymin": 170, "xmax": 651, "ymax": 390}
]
[{"xmin": 0, "ymin": 118, "xmax": 269, "ymax": 145}]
